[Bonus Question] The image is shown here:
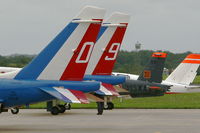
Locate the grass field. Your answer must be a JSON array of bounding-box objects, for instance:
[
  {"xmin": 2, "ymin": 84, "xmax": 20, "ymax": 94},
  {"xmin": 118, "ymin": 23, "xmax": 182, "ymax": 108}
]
[
  {"xmin": 28, "ymin": 93, "xmax": 200, "ymax": 109},
  {"xmin": 193, "ymin": 75, "xmax": 200, "ymax": 84}
]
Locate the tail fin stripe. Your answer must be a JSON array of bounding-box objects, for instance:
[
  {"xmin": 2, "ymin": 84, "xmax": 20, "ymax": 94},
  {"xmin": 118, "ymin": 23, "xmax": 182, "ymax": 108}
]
[
  {"xmin": 92, "ymin": 26, "xmax": 127, "ymax": 75},
  {"xmin": 85, "ymin": 26, "xmax": 117, "ymax": 75},
  {"xmin": 14, "ymin": 23, "xmax": 79, "ymax": 80},
  {"xmin": 182, "ymin": 60, "xmax": 200, "ymax": 64},
  {"xmin": 37, "ymin": 23, "xmax": 91, "ymax": 80},
  {"xmin": 60, "ymin": 23, "xmax": 101, "ymax": 81},
  {"xmin": 96, "ymin": 26, "xmax": 108, "ymax": 41}
]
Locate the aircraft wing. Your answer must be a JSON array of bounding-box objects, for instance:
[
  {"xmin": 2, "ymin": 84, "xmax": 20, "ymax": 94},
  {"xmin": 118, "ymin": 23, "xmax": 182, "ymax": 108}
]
[
  {"xmin": 95, "ymin": 83, "xmax": 119, "ymax": 96},
  {"xmin": 40, "ymin": 87, "xmax": 89, "ymax": 104}
]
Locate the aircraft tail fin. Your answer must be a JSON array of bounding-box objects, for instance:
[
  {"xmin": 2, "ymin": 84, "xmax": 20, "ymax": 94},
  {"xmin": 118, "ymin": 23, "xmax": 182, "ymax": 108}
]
[
  {"xmin": 165, "ymin": 54, "xmax": 200, "ymax": 85},
  {"xmin": 138, "ymin": 52, "xmax": 167, "ymax": 83},
  {"xmin": 85, "ymin": 12, "xmax": 130, "ymax": 75},
  {"xmin": 14, "ymin": 6, "xmax": 105, "ymax": 81}
]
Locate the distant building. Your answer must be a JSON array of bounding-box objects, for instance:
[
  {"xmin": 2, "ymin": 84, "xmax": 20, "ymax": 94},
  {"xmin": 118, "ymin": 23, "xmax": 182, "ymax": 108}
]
[{"xmin": 135, "ymin": 41, "xmax": 142, "ymax": 51}]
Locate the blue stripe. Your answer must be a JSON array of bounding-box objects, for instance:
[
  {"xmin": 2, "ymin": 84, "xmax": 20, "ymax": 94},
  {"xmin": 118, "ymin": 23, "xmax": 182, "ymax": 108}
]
[
  {"xmin": 95, "ymin": 90, "xmax": 106, "ymax": 95},
  {"xmin": 59, "ymin": 92, "xmax": 72, "ymax": 103},
  {"xmin": 96, "ymin": 26, "xmax": 108, "ymax": 41},
  {"xmin": 41, "ymin": 87, "xmax": 72, "ymax": 103},
  {"xmin": 84, "ymin": 75, "xmax": 126, "ymax": 85},
  {"xmin": 15, "ymin": 22, "xmax": 79, "ymax": 80}
]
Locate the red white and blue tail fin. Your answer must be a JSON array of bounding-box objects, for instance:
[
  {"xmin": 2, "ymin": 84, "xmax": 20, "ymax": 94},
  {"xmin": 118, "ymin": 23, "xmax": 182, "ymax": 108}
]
[
  {"xmin": 165, "ymin": 54, "xmax": 200, "ymax": 85},
  {"xmin": 85, "ymin": 12, "xmax": 130, "ymax": 96},
  {"xmin": 14, "ymin": 6, "xmax": 106, "ymax": 81},
  {"xmin": 85, "ymin": 12, "xmax": 130, "ymax": 75}
]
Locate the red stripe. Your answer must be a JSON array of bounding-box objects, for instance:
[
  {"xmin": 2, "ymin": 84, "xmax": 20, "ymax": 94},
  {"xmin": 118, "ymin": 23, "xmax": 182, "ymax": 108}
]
[
  {"xmin": 79, "ymin": 44, "xmax": 92, "ymax": 61},
  {"xmin": 102, "ymin": 83, "xmax": 119, "ymax": 96},
  {"xmin": 69, "ymin": 90, "xmax": 89, "ymax": 104},
  {"xmin": 60, "ymin": 23, "xmax": 101, "ymax": 81},
  {"xmin": 92, "ymin": 26, "xmax": 128, "ymax": 75},
  {"xmin": 165, "ymin": 92, "xmax": 182, "ymax": 94},
  {"xmin": 92, "ymin": 19, "xmax": 103, "ymax": 22},
  {"xmin": 149, "ymin": 86, "xmax": 161, "ymax": 90},
  {"xmin": 120, "ymin": 23, "xmax": 128, "ymax": 26}
]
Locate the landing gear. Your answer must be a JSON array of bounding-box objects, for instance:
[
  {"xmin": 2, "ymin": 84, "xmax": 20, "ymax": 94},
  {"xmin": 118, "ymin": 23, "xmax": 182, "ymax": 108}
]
[
  {"xmin": 103, "ymin": 96, "xmax": 114, "ymax": 110},
  {"xmin": 50, "ymin": 104, "xmax": 69, "ymax": 115},
  {"xmin": 0, "ymin": 104, "xmax": 8, "ymax": 114},
  {"xmin": 64, "ymin": 103, "xmax": 71, "ymax": 110},
  {"xmin": 96, "ymin": 102, "xmax": 104, "ymax": 115},
  {"xmin": 58, "ymin": 105, "xmax": 66, "ymax": 113},
  {"xmin": 47, "ymin": 101, "xmax": 70, "ymax": 115},
  {"xmin": 104, "ymin": 102, "xmax": 114, "ymax": 110},
  {"xmin": 51, "ymin": 106, "xmax": 60, "ymax": 115},
  {"xmin": 11, "ymin": 107, "xmax": 19, "ymax": 114},
  {"xmin": 0, "ymin": 103, "xmax": 3, "ymax": 113},
  {"xmin": 95, "ymin": 96, "xmax": 115, "ymax": 115}
]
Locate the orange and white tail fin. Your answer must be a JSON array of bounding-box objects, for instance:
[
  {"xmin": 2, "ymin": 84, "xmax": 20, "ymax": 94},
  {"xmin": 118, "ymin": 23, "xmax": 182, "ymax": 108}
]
[{"xmin": 165, "ymin": 54, "xmax": 200, "ymax": 85}]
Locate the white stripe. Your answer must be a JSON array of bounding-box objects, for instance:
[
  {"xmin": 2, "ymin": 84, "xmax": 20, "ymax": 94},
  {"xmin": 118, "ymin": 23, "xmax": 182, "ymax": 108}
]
[
  {"xmin": 54, "ymin": 87, "xmax": 81, "ymax": 103},
  {"xmin": 185, "ymin": 58, "xmax": 200, "ymax": 61},
  {"xmin": 85, "ymin": 26, "xmax": 117, "ymax": 74},
  {"xmin": 99, "ymin": 85, "xmax": 113, "ymax": 95},
  {"xmin": 37, "ymin": 23, "xmax": 90, "ymax": 80}
]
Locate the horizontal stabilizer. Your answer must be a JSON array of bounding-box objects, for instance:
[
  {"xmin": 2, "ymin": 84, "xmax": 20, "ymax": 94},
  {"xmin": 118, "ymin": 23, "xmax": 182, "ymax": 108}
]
[
  {"xmin": 102, "ymin": 83, "xmax": 119, "ymax": 96},
  {"xmin": 40, "ymin": 87, "xmax": 89, "ymax": 104},
  {"xmin": 95, "ymin": 83, "xmax": 119, "ymax": 96},
  {"xmin": 114, "ymin": 85, "xmax": 129, "ymax": 93},
  {"xmin": 85, "ymin": 93, "xmax": 104, "ymax": 102}
]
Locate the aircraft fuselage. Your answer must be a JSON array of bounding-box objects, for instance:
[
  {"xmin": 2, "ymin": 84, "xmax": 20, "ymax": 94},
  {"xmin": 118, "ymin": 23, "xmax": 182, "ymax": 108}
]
[{"xmin": 0, "ymin": 79, "xmax": 100, "ymax": 108}]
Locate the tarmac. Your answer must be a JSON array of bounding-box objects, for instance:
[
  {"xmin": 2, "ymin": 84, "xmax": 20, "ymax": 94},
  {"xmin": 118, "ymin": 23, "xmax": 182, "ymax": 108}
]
[{"xmin": 0, "ymin": 109, "xmax": 200, "ymax": 133}]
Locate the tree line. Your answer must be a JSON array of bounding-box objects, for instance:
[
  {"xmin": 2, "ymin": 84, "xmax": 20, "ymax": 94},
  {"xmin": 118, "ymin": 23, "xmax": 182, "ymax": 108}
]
[
  {"xmin": 114, "ymin": 50, "xmax": 200, "ymax": 75},
  {"xmin": 0, "ymin": 50, "xmax": 199, "ymax": 75}
]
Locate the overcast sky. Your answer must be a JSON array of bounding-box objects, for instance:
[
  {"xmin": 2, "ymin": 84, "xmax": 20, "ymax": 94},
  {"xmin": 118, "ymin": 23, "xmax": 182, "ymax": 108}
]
[{"xmin": 0, "ymin": 0, "xmax": 199, "ymax": 55}]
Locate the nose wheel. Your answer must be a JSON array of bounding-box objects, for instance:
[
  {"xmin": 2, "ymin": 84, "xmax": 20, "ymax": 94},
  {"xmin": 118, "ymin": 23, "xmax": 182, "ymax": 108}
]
[{"xmin": 11, "ymin": 107, "xmax": 19, "ymax": 114}]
